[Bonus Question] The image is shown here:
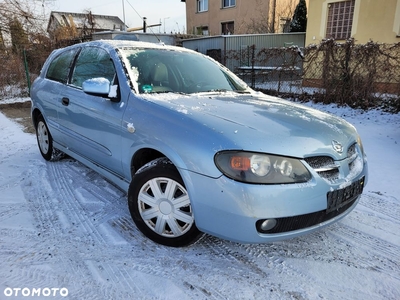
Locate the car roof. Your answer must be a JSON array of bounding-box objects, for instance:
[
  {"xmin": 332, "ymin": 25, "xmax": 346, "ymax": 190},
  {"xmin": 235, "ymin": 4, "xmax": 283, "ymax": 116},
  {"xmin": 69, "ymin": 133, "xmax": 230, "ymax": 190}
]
[{"xmin": 61, "ymin": 39, "xmax": 193, "ymax": 54}]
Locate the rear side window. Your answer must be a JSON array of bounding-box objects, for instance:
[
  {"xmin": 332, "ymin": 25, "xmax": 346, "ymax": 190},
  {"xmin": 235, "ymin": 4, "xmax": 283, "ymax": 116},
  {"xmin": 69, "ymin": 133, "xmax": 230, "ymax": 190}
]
[
  {"xmin": 71, "ymin": 47, "xmax": 116, "ymax": 88},
  {"xmin": 46, "ymin": 49, "xmax": 78, "ymax": 83}
]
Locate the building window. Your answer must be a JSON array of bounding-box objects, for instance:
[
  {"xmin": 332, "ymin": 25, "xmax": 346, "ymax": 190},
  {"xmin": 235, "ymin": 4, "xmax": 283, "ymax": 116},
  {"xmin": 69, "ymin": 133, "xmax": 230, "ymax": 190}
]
[
  {"xmin": 223, "ymin": 0, "xmax": 236, "ymax": 8},
  {"xmin": 326, "ymin": 0, "xmax": 355, "ymax": 40},
  {"xmin": 222, "ymin": 21, "xmax": 234, "ymax": 35},
  {"xmin": 197, "ymin": 0, "xmax": 208, "ymax": 12},
  {"xmin": 196, "ymin": 26, "xmax": 209, "ymax": 35}
]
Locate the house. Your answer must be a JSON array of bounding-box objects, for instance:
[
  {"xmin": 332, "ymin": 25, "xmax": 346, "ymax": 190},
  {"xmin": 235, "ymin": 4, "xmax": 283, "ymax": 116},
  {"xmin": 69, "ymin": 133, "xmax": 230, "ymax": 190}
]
[
  {"xmin": 181, "ymin": 0, "xmax": 309, "ymax": 35},
  {"xmin": 47, "ymin": 11, "xmax": 126, "ymax": 42},
  {"xmin": 306, "ymin": 0, "xmax": 400, "ymax": 45},
  {"xmin": 303, "ymin": 0, "xmax": 400, "ymax": 100}
]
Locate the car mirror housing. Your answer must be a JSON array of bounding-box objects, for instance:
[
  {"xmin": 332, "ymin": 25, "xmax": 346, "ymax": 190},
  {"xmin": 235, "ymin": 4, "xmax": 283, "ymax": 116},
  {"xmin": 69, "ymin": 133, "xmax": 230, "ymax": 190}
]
[{"xmin": 82, "ymin": 77, "xmax": 111, "ymax": 96}]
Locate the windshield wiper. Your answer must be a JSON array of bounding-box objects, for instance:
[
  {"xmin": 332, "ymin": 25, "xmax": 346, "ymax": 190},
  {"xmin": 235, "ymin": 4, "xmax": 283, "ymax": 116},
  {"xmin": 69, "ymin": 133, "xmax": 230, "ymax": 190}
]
[
  {"xmin": 233, "ymin": 89, "xmax": 251, "ymax": 94},
  {"xmin": 202, "ymin": 89, "xmax": 251, "ymax": 94},
  {"xmin": 208, "ymin": 89, "xmax": 228, "ymax": 93},
  {"xmin": 149, "ymin": 91, "xmax": 188, "ymax": 95},
  {"xmin": 194, "ymin": 89, "xmax": 228, "ymax": 94}
]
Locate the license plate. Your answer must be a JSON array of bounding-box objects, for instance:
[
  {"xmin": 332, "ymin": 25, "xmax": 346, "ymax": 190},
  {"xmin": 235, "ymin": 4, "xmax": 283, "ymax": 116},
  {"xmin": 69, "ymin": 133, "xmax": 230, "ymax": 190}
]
[{"xmin": 327, "ymin": 177, "xmax": 365, "ymax": 213}]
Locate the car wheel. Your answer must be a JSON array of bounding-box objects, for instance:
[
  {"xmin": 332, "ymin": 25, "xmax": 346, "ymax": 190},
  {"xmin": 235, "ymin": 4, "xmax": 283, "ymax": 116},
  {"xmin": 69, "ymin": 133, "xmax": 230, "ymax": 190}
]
[
  {"xmin": 128, "ymin": 158, "xmax": 202, "ymax": 247},
  {"xmin": 35, "ymin": 115, "xmax": 53, "ymax": 161}
]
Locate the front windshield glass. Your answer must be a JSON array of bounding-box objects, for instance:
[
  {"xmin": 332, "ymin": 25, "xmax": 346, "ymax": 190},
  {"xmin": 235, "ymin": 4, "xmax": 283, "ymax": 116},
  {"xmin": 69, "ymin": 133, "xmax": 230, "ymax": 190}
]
[{"xmin": 120, "ymin": 48, "xmax": 248, "ymax": 94}]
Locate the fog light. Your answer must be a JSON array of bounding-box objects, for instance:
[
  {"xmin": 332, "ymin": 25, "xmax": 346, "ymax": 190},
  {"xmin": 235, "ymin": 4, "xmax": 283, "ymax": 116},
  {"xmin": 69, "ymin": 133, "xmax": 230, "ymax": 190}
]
[{"xmin": 258, "ymin": 219, "xmax": 277, "ymax": 232}]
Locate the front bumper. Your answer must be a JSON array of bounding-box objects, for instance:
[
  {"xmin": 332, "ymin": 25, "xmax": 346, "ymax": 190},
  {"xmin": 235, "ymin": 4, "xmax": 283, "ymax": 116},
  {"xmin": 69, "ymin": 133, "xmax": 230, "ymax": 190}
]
[{"xmin": 181, "ymin": 163, "xmax": 368, "ymax": 244}]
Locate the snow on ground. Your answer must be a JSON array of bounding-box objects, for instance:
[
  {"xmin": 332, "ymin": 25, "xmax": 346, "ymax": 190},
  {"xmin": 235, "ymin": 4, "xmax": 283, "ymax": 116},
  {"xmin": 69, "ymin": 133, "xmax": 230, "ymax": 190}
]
[{"xmin": 0, "ymin": 97, "xmax": 399, "ymax": 300}]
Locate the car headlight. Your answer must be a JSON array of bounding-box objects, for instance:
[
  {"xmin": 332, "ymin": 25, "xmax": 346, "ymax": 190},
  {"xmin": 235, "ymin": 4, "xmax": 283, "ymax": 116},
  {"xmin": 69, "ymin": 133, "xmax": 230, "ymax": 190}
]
[{"xmin": 214, "ymin": 151, "xmax": 311, "ymax": 184}]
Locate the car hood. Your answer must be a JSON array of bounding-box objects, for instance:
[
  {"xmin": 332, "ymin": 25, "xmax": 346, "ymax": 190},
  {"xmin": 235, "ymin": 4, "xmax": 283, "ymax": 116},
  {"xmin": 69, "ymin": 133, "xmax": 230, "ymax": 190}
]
[{"xmin": 141, "ymin": 91, "xmax": 358, "ymax": 159}]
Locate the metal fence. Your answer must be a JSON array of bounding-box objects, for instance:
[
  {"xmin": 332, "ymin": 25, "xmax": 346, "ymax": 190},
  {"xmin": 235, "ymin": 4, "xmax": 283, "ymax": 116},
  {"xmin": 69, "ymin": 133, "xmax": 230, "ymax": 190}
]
[
  {"xmin": 181, "ymin": 33, "xmax": 306, "ymax": 70},
  {"xmin": 218, "ymin": 39, "xmax": 400, "ymax": 112}
]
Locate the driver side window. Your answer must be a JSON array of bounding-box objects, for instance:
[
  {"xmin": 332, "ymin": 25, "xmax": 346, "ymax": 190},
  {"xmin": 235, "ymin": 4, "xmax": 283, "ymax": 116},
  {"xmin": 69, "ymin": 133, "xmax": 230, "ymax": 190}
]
[{"xmin": 71, "ymin": 47, "xmax": 116, "ymax": 88}]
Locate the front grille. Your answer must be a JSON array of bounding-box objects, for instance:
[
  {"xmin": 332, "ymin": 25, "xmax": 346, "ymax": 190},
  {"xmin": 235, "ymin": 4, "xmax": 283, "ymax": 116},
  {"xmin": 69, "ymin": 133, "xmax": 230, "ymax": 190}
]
[
  {"xmin": 304, "ymin": 143, "xmax": 362, "ymax": 183},
  {"xmin": 304, "ymin": 156, "xmax": 334, "ymax": 169},
  {"xmin": 304, "ymin": 156, "xmax": 339, "ymax": 182}
]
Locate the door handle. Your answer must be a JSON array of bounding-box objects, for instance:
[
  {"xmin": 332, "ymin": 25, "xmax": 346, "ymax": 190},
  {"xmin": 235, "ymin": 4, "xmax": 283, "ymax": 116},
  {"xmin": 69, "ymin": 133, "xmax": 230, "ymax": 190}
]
[{"xmin": 61, "ymin": 97, "xmax": 69, "ymax": 106}]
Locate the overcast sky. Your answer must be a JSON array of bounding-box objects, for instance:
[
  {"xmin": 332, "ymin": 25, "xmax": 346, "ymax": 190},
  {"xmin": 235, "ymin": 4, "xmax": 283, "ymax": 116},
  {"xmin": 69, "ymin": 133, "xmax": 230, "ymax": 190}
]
[{"xmin": 39, "ymin": 0, "xmax": 187, "ymax": 34}]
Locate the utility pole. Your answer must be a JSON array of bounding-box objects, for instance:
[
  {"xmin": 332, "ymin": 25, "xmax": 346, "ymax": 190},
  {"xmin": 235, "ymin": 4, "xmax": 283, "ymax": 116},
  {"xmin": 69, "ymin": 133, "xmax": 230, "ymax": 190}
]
[
  {"xmin": 271, "ymin": 0, "xmax": 276, "ymax": 33},
  {"xmin": 122, "ymin": 0, "xmax": 126, "ymax": 31}
]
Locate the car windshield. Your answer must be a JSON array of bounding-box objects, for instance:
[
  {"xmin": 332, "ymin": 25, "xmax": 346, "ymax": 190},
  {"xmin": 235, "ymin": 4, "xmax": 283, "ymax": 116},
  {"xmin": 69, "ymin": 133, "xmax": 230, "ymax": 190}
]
[{"xmin": 119, "ymin": 47, "xmax": 248, "ymax": 94}]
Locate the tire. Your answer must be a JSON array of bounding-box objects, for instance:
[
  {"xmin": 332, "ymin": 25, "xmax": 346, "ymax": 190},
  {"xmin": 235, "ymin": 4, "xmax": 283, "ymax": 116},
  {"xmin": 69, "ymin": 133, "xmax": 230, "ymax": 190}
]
[
  {"xmin": 128, "ymin": 158, "xmax": 202, "ymax": 247},
  {"xmin": 35, "ymin": 115, "xmax": 53, "ymax": 161}
]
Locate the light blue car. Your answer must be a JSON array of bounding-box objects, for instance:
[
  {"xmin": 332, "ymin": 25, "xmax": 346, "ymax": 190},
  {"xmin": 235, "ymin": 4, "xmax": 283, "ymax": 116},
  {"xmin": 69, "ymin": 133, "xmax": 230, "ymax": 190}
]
[{"xmin": 30, "ymin": 40, "xmax": 368, "ymax": 247}]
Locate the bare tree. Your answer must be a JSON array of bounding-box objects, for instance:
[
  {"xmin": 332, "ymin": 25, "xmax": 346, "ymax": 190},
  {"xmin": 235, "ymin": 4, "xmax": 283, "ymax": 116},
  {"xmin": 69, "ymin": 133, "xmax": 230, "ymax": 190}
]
[
  {"xmin": 9, "ymin": 17, "xmax": 29, "ymax": 54},
  {"xmin": 0, "ymin": 0, "xmax": 50, "ymax": 94},
  {"xmin": 81, "ymin": 10, "xmax": 98, "ymax": 37},
  {"xmin": 0, "ymin": 0, "xmax": 47, "ymax": 42}
]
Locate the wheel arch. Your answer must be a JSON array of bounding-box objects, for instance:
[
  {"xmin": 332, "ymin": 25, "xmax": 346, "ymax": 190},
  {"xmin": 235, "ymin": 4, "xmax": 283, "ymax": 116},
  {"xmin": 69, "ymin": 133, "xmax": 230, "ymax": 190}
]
[
  {"xmin": 129, "ymin": 144, "xmax": 196, "ymax": 178},
  {"xmin": 31, "ymin": 107, "xmax": 43, "ymax": 129},
  {"xmin": 130, "ymin": 148, "xmax": 166, "ymax": 177}
]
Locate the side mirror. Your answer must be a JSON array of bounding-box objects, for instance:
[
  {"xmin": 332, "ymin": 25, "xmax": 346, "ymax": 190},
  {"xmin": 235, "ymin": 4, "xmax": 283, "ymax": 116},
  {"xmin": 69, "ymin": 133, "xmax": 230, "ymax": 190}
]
[{"xmin": 82, "ymin": 77, "xmax": 111, "ymax": 96}]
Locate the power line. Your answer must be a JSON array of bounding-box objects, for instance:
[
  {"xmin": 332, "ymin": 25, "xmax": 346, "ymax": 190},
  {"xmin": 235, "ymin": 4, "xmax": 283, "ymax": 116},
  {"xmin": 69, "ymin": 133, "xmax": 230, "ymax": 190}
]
[
  {"xmin": 123, "ymin": 0, "xmax": 162, "ymax": 40},
  {"xmin": 124, "ymin": 0, "xmax": 144, "ymax": 21}
]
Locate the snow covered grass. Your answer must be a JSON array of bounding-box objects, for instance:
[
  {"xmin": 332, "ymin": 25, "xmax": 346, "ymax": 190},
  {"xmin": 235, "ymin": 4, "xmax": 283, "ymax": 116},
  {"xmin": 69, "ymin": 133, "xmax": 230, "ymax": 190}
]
[{"xmin": 0, "ymin": 84, "xmax": 28, "ymax": 100}]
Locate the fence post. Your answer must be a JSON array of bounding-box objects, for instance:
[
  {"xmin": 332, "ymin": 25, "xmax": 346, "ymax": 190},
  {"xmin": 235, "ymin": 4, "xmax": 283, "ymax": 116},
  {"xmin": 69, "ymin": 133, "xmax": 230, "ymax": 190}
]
[
  {"xmin": 251, "ymin": 45, "xmax": 255, "ymax": 89},
  {"xmin": 23, "ymin": 49, "xmax": 31, "ymax": 94}
]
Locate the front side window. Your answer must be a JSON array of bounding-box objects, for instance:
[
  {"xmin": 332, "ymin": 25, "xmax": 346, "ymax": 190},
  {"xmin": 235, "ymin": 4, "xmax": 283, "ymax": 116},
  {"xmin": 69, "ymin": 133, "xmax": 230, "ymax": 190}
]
[
  {"xmin": 223, "ymin": 0, "xmax": 236, "ymax": 8},
  {"xmin": 197, "ymin": 0, "xmax": 208, "ymax": 12},
  {"xmin": 326, "ymin": 0, "xmax": 355, "ymax": 40},
  {"xmin": 46, "ymin": 49, "xmax": 78, "ymax": 83},
  {"xmin": 71, "ymin": 47, "xmax": 116, "ymax": 88}
]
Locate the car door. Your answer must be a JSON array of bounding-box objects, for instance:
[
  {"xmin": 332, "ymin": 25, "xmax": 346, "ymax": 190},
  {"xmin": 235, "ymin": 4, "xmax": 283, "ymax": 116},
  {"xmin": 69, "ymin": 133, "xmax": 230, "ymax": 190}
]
[
  {"xmin": 57, "ymin": 46, "xmax": 126, "ymax": 175},
  {"xmin": 40, "ymin": 48, "xmax": 80, "ymax": 146}
]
